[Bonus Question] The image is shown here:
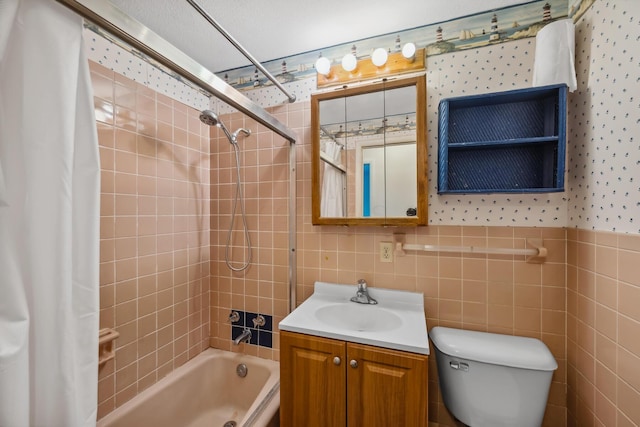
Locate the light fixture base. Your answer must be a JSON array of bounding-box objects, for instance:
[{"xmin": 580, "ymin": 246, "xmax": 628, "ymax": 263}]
[{"xmin": 317, "ymin": 48, "xmax": 425, "ymax": 88}]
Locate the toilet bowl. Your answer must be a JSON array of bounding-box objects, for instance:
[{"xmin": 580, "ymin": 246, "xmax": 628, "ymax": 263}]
[{"xmin": 430, "ymin": 327, "xmax": 557, "ymax": 427}]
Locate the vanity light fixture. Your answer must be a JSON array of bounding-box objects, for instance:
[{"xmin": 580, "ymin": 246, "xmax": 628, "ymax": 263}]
[
  {"xmin": 315, "ymin": 55, "xmax": 331, "ymax": 76},
  {"xmin": 371, "ymin": 48, "xmax": 388, "ymax": 67},
  {"xmin": 341, "ymin": 53, "xmax": 357, "ymax": 72},
  {"xmin": 402, "ymin": 42, "xmax": 416, "ymax": 61},
  {"xmin": 316, "ymin": 43, "xmax": 425, "ymax": 88}
]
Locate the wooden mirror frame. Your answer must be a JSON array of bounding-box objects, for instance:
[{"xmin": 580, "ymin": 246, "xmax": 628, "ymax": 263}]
[{"xmin": 311, "ymin": 75, "xmax": 427, "ymax": 226}]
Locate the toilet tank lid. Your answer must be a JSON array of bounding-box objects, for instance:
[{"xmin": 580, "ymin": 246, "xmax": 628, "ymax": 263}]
[{"xmin": 430, "ymin": 327, "xmax": 558, "ymax": 371}]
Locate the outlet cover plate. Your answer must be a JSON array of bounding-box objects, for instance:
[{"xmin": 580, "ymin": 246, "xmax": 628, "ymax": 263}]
[{"xmin": 380, "ymin": 241, "xmax": 393, "ymax": 262}]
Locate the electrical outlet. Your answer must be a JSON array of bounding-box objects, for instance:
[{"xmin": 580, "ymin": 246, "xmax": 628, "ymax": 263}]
[{"xmin": 380, "ymin": 242, "xmax": 393, "ymax": 263}]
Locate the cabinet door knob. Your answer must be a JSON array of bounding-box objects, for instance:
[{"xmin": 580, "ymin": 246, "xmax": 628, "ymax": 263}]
[
  {"xmin": 350, "ymin": 359, "xmax": 358, "ymax": 368},
  {"xmin": 333, "ymin": 356, "xmax": 341, "ymax": 366}
]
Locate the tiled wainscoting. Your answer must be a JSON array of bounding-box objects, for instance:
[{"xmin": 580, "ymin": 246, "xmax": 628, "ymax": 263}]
[{"xmin": 566, "ymin": 230, "xmax": 640, "ymax": 426}]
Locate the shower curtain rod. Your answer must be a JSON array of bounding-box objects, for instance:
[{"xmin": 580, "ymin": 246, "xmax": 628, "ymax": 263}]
[
  {"xmin": 54, "ymin": 0, "xmax": 297, "ymax": 143},
  {"xmin": 186, "ymin": 0, "xmax": 297, "ymax": 104},
  {"xmin": 320, "ymin": 152, "xmax": 346, "ymax": 173},
  {"xmin": 54, "ymin": 0, "xmax": 299, "ymax": 314}
]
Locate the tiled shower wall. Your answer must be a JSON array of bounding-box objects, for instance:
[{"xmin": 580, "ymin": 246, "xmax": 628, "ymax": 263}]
[
  {"xmin": 92, "ymin": 61, "xmax": 211, "ymax": 419},
  {"xmin": 207, "ymin": 108, "xmax": 303, "ymax": 359}
]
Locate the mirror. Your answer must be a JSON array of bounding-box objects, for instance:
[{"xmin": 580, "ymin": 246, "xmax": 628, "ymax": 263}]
[{"xmin": 311, "ymin": 75, "xmax": 427, "ymax": 226}]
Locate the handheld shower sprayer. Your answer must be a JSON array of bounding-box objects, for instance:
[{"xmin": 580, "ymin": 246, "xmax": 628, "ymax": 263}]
[
  {"xmin": 199, "ymin": 110, "xmax": 251, "ymax": 145},
  {"xmin": 198, "ymin": 109, "xmax": 253, "ymax": 271},
  {"xmin": 198, "ymin": 109, "xmax": 221, "ymax": 127}
]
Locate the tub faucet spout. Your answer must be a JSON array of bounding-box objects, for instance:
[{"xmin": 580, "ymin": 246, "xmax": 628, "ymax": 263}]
[{"xmin": 233, "ymin": 328, "xmax": 252, "ymax": 345}]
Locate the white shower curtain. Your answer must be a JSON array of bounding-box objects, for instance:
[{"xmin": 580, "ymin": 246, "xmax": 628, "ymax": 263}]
[
  {"xmin": 0, "ymin": 0, "xmax": 100, "ymax": 426},
  {"xmin": 320, "ymin": 140, "xmax": 345, "ymax": 217}
]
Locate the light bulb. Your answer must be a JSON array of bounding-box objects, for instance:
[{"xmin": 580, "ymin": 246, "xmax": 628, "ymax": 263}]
[
  {"xmin": 402, "ymin": 42, "xmax": 416, "ymax": 61},
  {"xmin": 315, "ymin": 56, "xmax": 331, "ymax": 76},
  {"xmin": 341, "ymin": 53, "xmax": 357, "ymax": 72},
  {"xmin": 371, "ymin": 48, "xmax": 388, "ymax": 67}
]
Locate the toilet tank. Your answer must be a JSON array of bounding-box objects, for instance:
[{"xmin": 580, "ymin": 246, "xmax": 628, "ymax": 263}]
[{"xmin": 430, "ymin": 327, "xmax": 557, "ymax": 427}]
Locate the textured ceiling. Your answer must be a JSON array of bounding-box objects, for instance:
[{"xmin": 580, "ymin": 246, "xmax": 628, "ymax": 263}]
[{"xmin": 107, "ymin": 0, "xmax": 528, "ymax": 73}]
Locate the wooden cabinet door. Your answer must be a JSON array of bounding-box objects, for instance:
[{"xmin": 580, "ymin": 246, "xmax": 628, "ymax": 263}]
[
  {"xmin": 280, "ymin": 331, "xmax": 347, "ymax": 427},
  {"xmin": 346, "ymin": 343, "xmax": 428, "ymax": 427}
]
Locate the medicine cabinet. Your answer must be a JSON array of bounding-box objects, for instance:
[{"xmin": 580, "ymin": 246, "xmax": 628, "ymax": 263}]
[{"xmin": 311, "ymin": 75, "xmax": 427, "ymax": 226}]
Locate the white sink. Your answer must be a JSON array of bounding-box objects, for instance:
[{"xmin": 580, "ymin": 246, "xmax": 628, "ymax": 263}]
[
  {"xmin": 279, "ymin": 282, "xmax": 430, "ymax": 355},
  {"xmin": 315, "ymin": 303, "xmax": 403, "ymax": 332}
]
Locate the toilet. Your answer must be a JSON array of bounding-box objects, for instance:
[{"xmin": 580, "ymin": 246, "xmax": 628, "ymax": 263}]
[{"xmin": 430, "ymin": 326, "xmax": 557, "ymax": 427}]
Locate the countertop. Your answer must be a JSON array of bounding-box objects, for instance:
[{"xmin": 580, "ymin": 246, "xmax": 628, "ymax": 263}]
[{"xmin": 279, "ymin": 281, "xmax": 430, "ymax": 355}]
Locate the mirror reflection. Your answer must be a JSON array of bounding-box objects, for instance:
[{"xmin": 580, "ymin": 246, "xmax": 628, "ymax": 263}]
[{"xmin": 312, "ymin": 76, "xmax": 427, "ymax": 226}]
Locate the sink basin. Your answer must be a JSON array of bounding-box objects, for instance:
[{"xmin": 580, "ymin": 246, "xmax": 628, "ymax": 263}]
[
  {"xmin": 315, "ymin": 303, "xmax": 402, "ymax": 332},
  {"xmin": 279, "ymin": 282, "xmax": 430, "ymax": 355}
]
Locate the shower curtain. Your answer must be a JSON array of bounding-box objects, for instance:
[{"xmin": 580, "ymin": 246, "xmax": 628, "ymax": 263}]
[
  {"xmin": 0, "ymin": 0, "xmax": 100, "ymax": 426},
  {"xmin": 320, "ymin": 140, "xmax": 345, "ymax": 217}
]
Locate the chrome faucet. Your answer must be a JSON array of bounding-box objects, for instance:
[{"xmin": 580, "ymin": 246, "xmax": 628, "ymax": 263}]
[
  {"xmin": 233, "ymin": 328, "xmax": 252, "ymax": 345},
  {"xmin": 350, "ymin": 279, "xmax": 378, "ymax": 305}
]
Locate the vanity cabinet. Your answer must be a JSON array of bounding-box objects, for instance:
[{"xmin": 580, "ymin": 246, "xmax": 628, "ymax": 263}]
[{"xmin": 280, "ymin": 331, "xmax": 428, "ymax": 427}]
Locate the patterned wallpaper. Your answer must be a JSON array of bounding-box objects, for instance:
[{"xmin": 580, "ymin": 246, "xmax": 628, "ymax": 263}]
[
  {"xmin": 425, "ymin": 39, "xmax": 569, "ymax": 226},
  {"xmin": 78, "ymin": 1, "xmax": 640, "ymax": 235},
  {"xmin": 81, "ymin": 1, "xmax": 574, "ymax": 111},
  {"xmin": 567, "ymin": 0, "xmax": 640, "ymax": 234},
  {"xmin": 221, "ymin": 0, "xmax": 568, "ymax": 94}
]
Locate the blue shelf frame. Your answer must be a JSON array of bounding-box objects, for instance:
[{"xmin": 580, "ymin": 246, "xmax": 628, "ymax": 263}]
[{"xmin": 438, "ymin": 84, "xmax": 567, "ymax": 194}]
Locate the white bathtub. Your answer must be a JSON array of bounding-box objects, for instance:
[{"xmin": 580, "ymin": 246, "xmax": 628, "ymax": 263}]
[{"xmin": 97, "ymin": 348, "xmax": 280, "ymax": 427}]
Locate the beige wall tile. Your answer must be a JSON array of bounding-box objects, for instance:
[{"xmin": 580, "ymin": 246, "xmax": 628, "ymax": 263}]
[
  {"xmin": 595, "ymin": 304, "xmax": 617, "ymax": 342},
  {"xmin": 595, "ymin": 245, "xmax": 618, "ymax": 279},
  {"xmin": 618, "ymin": 234, "xmax": 640, "ymax": 252},
  {"xmin": 619, "ymin": 249, "xmax": 640, "ymax": 287},
  {"xmin": 617, "ymin": 379, "xmax": 640, "ymax": 425},
  {"xmin": 568, "ymin": 229, "xmax": 640, "ymax": 427},
  {"xmin": 619, "ymin": 283, "xmax": 640, "ymax": 323}
]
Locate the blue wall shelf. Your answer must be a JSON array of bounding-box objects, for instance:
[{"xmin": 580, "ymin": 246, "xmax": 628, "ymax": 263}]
[{"xmin": 437, "ymin": 84, "xmax": 567, "ymax": 194}]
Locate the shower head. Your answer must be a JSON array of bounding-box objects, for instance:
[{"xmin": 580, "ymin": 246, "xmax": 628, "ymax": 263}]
[
  {"xmin": 199, "ymin": 110, "xmax": 251, "ymax": 145},
  {"xmin": 200, "ymin": 109, "xmax": 234, "ymax": 143},
  {"xmin": 199, "ymin": 109, "xmax": 220, "ymax": 127}
]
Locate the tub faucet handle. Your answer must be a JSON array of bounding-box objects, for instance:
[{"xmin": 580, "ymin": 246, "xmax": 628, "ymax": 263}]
[
  {"xmin": 229, "ymin": 311, "xmax": 240, "ymax": 323},
  {"xmin": 252, "ymin": 314, "xmax": 266, "ymax": 328}
]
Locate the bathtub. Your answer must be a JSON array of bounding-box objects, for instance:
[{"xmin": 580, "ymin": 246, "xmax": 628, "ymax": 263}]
[{"xmin": 97, "ymin": 348, "xmax": 280, "ymax": 427}]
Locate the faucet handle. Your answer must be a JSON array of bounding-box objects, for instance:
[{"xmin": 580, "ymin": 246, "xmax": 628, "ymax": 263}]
[
  {"xmin": 252, "ymin": 314, "xmax": 266, "ymax": 328},
  {"xmin": 229, "ymin": 311, "xmax": 240, "ymax": 323},
  {"xmin": 357, "ymin": 279, "xmax": 368, "ymax": 290}
]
